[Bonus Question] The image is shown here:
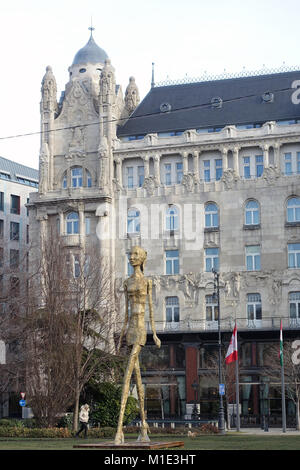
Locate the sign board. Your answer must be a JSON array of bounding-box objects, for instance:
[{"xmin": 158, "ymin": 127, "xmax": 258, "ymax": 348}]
[
  {"xmin": 20, "ymin": 392, "xmax": 25, "ymax": 399},
  {"xmin": 219, "ymin": 384, "xmax": 225, "ymax": 396},
  {"xmin": 19, "ymin": 399, "xmax": 26, "ymax": 407}
]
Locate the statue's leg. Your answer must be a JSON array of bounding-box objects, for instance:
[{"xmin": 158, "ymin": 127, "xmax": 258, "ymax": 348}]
[
  {"xmin": 114, "ymin": 344, "xmax": 140, "ymax": 445},
  {"xmin": 135, "ymin": 356, "xmax": 150, "ymax": 442}
]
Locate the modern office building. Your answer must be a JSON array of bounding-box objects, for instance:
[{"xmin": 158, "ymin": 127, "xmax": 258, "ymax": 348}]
[
  {"xmin": 0, "ymin": 156, "xmax": 38, "ymax": 417},
  {"xmin": 29, "ymin": 30, "xmax": 300, "ymax": 425}
]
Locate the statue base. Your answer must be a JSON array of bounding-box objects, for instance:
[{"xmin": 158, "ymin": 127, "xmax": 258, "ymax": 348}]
[{"xmin": 73, "ymin": 440, "xmax": 184, "ymax": 450}]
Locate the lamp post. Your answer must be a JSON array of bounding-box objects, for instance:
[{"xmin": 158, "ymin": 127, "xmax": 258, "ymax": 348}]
[
  {"xmin": 212, "ymin": 268, "xmax": 226, "ymax": 434},
  {"xmin": 191, "ymin": 380, "xmax": 199, "ymax": 420}
]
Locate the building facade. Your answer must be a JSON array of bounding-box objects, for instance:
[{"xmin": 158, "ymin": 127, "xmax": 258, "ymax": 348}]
[
  {"xmin": 29, "ymin": 31, "xmax": 300, "ymax": 425},
  {"xmin": 0, "ymin": 156, "xmax": 38, "ymax": 417}
]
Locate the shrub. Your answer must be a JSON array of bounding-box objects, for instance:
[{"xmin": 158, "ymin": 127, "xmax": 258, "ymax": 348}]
[{"xmin": 199, "ymin": 423, "xmax": 219, "ymax": 434}]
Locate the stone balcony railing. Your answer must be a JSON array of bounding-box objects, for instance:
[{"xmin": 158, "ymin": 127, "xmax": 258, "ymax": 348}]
[{"xmin": 145, "ymin": 316, "xmax": 300, "ymax": 334}]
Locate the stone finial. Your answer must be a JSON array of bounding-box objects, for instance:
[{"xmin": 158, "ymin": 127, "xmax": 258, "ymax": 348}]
[
  {"xmin": 125, "ymin": 76, "xmax": 140, "ymax": 115},
  {"xmin": 41, "ymin": 65, "xmax": 57, "ymax": 112}
]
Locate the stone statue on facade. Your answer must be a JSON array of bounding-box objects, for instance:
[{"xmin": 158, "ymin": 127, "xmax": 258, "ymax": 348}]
[
  {"xmin": 125, "ymin": 76, "xmax": 140, "ymax": 115},
  {"xmin": 114, "ymin": 246, "xmax": 161, "ymax": 445}
]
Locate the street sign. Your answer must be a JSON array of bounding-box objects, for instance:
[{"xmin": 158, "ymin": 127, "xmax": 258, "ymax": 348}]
[
  {"xmin": 20, "ymin": 392, "xmax": 25, "ymax": 399},
  {"xmin": 19, "ymin": 399, "xmax": 26, "ymax": 407},
  {"xmin": 219, "ymin": 384, "xmax": 225, "ymax": 395}
]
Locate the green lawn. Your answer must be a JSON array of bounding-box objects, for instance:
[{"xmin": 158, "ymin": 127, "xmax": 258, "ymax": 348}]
[{"xmin": 0, "ymin": 434, "xmax": 300, "ymax": 450}]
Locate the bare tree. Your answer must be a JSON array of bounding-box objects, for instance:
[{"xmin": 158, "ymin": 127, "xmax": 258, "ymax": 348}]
[{"xmin": 262, "ymin": 341, "xmax": 300, "ymax": 429}]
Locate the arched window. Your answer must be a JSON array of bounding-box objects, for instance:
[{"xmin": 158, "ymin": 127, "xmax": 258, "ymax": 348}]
[
  {"xmin": 66, "ymin": 212, "xmax": 79, "ymax": 235},
  {"xmin": 71, "ymin": 167, "xmax": 83, "ymax": 188},
  {"xmin": 287, "ymin": 197, "xmax": 300, "ymax": 223},
  {"xmin": 166, "ymin": 206, "xmax": 179, "ymax": 231},
  {"xmin": 245, "ymin": 200, "xmax": 260, "ymax": 225},
  {"xmin": 166, "ymin": 296, "xmax": 180, "ymax": 324},
  {"xmin": 205, "ymin": 203, "xmax": 219, "ymax": 228},
  {"xmin": 127, "ymin": 209, "xmax": 140, "ymax": 233}
]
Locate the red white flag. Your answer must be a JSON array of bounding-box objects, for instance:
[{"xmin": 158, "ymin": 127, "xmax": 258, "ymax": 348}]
[{"xmin": 225, "ymin": 324, "xmax": 238, "ymax": 364}]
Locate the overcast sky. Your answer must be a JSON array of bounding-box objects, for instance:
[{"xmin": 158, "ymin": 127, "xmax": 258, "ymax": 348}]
[{"xmin": 1, "ymin": 0, "xmax": 300, "ymax": 170}]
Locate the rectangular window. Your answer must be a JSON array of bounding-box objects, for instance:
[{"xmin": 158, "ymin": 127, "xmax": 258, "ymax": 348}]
[
  {"xmin": 289, "ymin": 292, "xmax": 300, "ymax": 325},
  {"xmin": 165, "ymin": 164, "xmax": 172, "ymax": 185},
  {"xmin": 10, "ymin": 195, "xmax": 20, "ymax": 215},
  {"xmin": 205, "ymin": 295, "xmax": 219, "ymax": 322},
  {"xmin": 138, "ymin": 166, "xmax": 144, "ymax": 187},
  {"xmin": 0, "ymin": 192, "xmax": 4, "ymax": 211},
  {"xmin": 85, "ymin": 218, "xmax": 91, "ymax": 235},
  {"xmin": 204, "ymin": 160, "xmax": 210, "ymax": 182},
  {"xmin": 205, "ymin": 248, "xmax": 219, "ymax": 272},
  {"xmin": 297, "ymin": 152, "xmax": 300, "ymax": 174},
  {"xmin": 215, "ymin": 159, "xmax": 223, "ymax": 181},
  {"xmin": 26, "ymin": 225, "xmax": 29, "ymax": 244},
  {"xmin": 243, "ymin": 157, "xmax": 251, "ymax": 179},
  {"xmin": 247, "ymin": 293, "xmax": 262, "ymax": 326},
  {"xmin": 127, "ymin": 167, "xmax": 134, "ymax": 188},
  {"xmin": 10, "ymin": 249, "xmax": 19, "ymax": 268},
  {"xmin": 176, "ymin": 162, "xmax": 183, "ymax": 184},
  {"xmin": 166, "ymin": 296, "xmax": 180, "ymax": 323},
  {"xmin": 71, "ymin": 167, "xmax": 83, "ymax": 187},
  {"xmin": 256, "ymin": 155, "xmax": 264, "ymax": 177},
  {"xmin": 10, "ymin": 222, "xmax": 20, "ymax": 241},
  {"xmin": 127, "ymin": 253, "xmax": 134, "ymax": 276},
  {"xmin": 288, "ymin": 243, "xmax": 300, "ymax": 268},
  {"xmin": 246, "ymin": 245, "xmax": 261, "ymax": 271},
  {"xmin": 74, "ymin": 255, "xmax": 80, "ymax": 278},
  {"xmin": 0, "ymin": 220, "xmax": 3, "ymax": 239},
  {"xmin": 284, "ymin": 153, "xmax": 292, "ymax": 175},
  {"xmin": 165, "ymin": 250, "xmax": 179, "ymax": 275}
]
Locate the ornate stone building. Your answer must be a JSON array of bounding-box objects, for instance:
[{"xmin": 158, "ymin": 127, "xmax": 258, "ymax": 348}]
[{"xmin": 29, "ymin": 31, "xmax": 300, "ymax": 424}]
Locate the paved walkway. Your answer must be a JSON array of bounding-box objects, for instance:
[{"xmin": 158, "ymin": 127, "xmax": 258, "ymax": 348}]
[{"xmin": 230, "ymin": 427, "xmax": 300, "ymax": 435}]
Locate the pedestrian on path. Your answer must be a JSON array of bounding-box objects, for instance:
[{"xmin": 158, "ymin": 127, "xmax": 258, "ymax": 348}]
[{"xmin": 75, "ymin": 404, "xmax": 90, "ymax": 438}]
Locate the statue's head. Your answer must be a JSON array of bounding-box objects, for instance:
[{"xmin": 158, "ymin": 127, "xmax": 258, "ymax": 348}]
[{"xmin": 129, "ymin": 246, "xmax": 147, "ymax": 272}]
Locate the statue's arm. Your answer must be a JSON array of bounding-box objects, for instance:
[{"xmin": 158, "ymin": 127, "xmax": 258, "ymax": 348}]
[
  {"xmin": 148, "ymin": 279, "xmax": 161, "ymax": 348},
  {"xmin": 117, "ymin": 281, "xmax": 129, "ymax": 352}
]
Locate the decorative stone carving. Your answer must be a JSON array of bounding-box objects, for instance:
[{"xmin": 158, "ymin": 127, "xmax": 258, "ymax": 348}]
[
  {"xmin": 223, "ymin": 272, "xmax": 240, "ymax": 299},
  {"xmin": 125, "ymin": 76, "xmax": 140, "ymax": 115},
  {"xmin": 100, "ymin": 59, "xmax": 116, "ymax": 104},
  {"xmin": 263, "ymin": 165, "xmax": 280, "ymax": 186},
  {"xmin": 181, "ymin": 173, "xmax": 196, "ymax": 192},
  {"xmin": 41, "ymin": 66, "xmax": 57, "ymax": 112},
  {"xmin": 221, "ymin": 168, "xmax": 239, "ymax": 190},
  {"xmin": 66, "ymin": 125, "xmax": 86, "ymax": 159},
  {"xmin": 142, "ymin": 175, "xmax": 159, "ymax": 195},
  {"xmin": 98, "ymin": 137, "xmax": 110, "ymax": 189},
  {"xmin": 39, "ymin": 142, "xmax": 49, "ymax": 194}
]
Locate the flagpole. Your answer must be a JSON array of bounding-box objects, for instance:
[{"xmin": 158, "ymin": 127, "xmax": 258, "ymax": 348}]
[
  {"xmin": 235, "ymin": 329, "xmax": 240, "ymax": 432},
  {"xmin": 280, "ymin": 319, "xmax": 286, "ymax": 433}
]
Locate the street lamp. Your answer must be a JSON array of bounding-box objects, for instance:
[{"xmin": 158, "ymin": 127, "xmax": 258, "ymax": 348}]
[{"xmin": 212, "ymin": 268, "xmax": 226, "ymax": 434}]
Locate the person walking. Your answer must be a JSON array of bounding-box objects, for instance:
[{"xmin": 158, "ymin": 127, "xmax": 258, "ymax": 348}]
[{"xmin": 75, "ymin": 404, "xmax": 90, "ymax": 438}]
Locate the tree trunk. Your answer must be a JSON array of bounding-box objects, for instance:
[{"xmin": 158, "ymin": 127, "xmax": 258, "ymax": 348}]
[
  {"xmin": 73, "ymin": 382, "xmax": 80, "ymax": 432},
  {"xmin": 296, "ymin": 398, "xmax": 300, "ymax": 430}
]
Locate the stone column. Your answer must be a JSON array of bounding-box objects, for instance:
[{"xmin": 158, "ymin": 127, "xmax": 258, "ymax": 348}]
[
  {"xmin": 115, "ymin": 157, "xmax": 123, "ymax": 187},
  {"xmin": 182, "ymin": 151, "xmax": 188, "ymax": 175},
  {"xmin": 79, "ymin": 205, "xmax": 85, "ymax": 239},
  {"xmin": 185, "ymin": 345, "xmax": 198, "ymax": 404},
  {"xmin": 143, "ymin": 154, "xmax": 150, "ymax": 179},
  {"xmin": 233, "ymin": 146, "xmax": 240, "ymax": 174},
  {"xmin": 274, "ymin": 142, "xmax": 281, "ymax": 168},
  {"xmin": 261, "ymin": 144, "xmax": 270, "ymax": 168},
  {"xmin": 221, "ymin": 147, "xmax": 228, "ymax": 171},
  {"xmin": 59, "ymin": 211, "xmax": 64, "ymax": 236},
  {"xmin": 154, "ymin": 154, "xmax": 161, "ymax": 183},
  {"xmin": 193, "ymin": 150, "xmax": 200, "ymax": 178}
]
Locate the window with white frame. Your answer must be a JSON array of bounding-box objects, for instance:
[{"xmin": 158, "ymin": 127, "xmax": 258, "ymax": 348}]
[
  {"xmin": 205, "ymin": 203, "xmax": 219, "ymax": 228},
  {"xmin": 166, "ymin": 206, "xmax": 179, "ymax": 231},
  {"xmin": 289, "ymin": 292, "xmax": 300, "ymax": 324},
  {"xmin": 71, "ymin": 167, "xmax": 83, "ymax": 187},
  {"xmin": 126, "ymin": 167, "xmax": 134, "ymax": 188},
  {"xmin": 215, "ymin": 159, "xmax": 223, "ymax": 181},
  {"xmin": 176, "ymin": 162, "xmax": 183, "ymax": 184},
  {"xmin": 245, "ymin": 200, "xmax": 260, "ymax": 226},
  {"xmin": 66, "ymin": 212, "xmax": 79, "ymax": 235},
  {"xmin": 205, "ymin": 295, "xmax": 219, "ymax": 322},
  {"xmin": 284, "ymin": 153, "xmax": 292, "ymax": 175},
  {"xmin": 247, "ymin": 293, "xmax": 262, "ymax": 326},
  {"xmin": 205, "ymin": 247, "xmax": 219, "ymax": 272},
  {"xmin": 127, "ymin": 253, "xmax": 134, "ymax": 275},
  {"xmin": 164, "ymin": 163, "xmax": 172, "ymax": 185},
  {"xmin": 288, "ymin": 243, "xmax": 300, "ymax": 268},
  {"xmin": 165, "ymin": 250, "xmax": 179, "ymax": 275},
  {"xmin": 86, "ymin": 170, "xmax": 92, "ymax": 188},
  {"xmin": 74, "ymin": 255, "xmax": 80, "ymax": 278},
  {"xmin": 85, "ymin": 217, "xmax": 91, "ymax": 235},
  {"xmin": 138, "ymin": 166, "xmax": 144, "ymax": 187},
  {"xmin": 287, "ymin": 197, "xmax": 300, "ymax": 223},
  {"xmin": 166, "ymin": 296, "xmax": 180, "ymax": 323},
  {"xmin": 127, "ymin": 209, "xmax": 140, "ymax": 233},
  {"xmin": 255, "ymin": 155, "xmax": 264, "ymax": 177},
  {"xmin": 62, "ymin": 172, "xmax": 67, "ymax": 188},
  {"xmin": 297, "ymin": 152, "xmax": 300, "ymax": 174},
  {"xmin": 246, "ymin": 245, "xmax": 261, "ymax": 271},
  {"xmin": 204, "ymin": 160, "xmax": 211, "ymax": 182},
  {"xmin": 243, "ymin": 157, "xmax": 251, "ymax": 179}
]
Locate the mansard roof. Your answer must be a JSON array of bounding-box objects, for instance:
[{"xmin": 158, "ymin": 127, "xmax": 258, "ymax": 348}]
[
  {"xmin": 0, "ymin": 156, "xmax": 39, "ymax": 184},
  {"xmin": 117, "ymin": 70, "xmax": 300, "ymax": 137},
  {"xmin": 72, "ymin": 34, "xmax": 108, "ymax": 66}
]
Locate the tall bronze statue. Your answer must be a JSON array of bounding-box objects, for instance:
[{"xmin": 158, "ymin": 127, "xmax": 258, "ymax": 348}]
[{"xmin": 114, "ymin": 246, "xmax": 161, "ymax": 445}]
